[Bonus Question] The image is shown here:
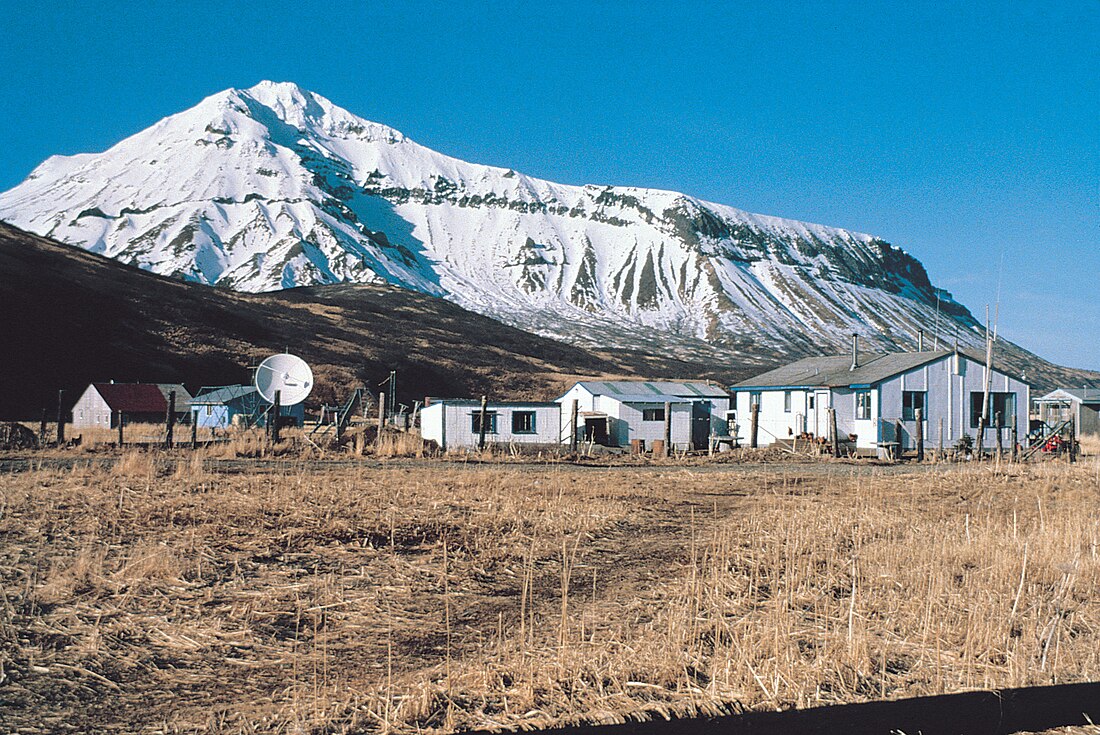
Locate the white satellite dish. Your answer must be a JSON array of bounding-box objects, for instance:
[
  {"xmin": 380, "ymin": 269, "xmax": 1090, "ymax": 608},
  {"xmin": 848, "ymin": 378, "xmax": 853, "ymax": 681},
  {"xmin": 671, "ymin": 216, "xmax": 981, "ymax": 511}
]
[{"xmin": 254, "ymin": 353, "xmax": 314, "ymax": 406}]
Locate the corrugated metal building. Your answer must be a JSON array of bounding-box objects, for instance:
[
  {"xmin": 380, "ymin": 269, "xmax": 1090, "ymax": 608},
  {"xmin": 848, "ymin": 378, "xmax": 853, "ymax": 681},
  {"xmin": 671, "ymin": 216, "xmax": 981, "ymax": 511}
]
[
  {"xmin": 731, "ymin": 346, "xmax": 1030, "ymax": 453},
  {"xmin": 556, "ymin": 380, "xmax": 731, "ymax": 450},
  {"xmin": 189, "ymin": 385, "xmax": 305, "ymax": 429}
]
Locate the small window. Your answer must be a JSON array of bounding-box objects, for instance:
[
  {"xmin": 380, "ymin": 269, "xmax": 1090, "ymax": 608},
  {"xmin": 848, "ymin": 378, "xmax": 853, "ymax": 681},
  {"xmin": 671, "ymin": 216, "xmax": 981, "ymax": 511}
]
[
  {"xmin": 855, "ymin": 390, "xmax": 872, "ymax": 420},
  {"xmin": 206, "ymin": 405, "xmax": 213, "ymax": 416},
  {"xmin": 783, "ymin": 391, "xmax": 792, "ymax": 413},
  {"xmin": 902, "ymin": 391, "xmax": 926, "ymax": 421},
  {"xmin": 749, "ymin": 392, "xmax": 762, "ymax": 409},
  {"xmin": 642, "ymin": 407, "xmax": 665, "ymax": 422},
  {"xmin": 471, "ymin": 411, "xmax": 498, "ymax": 434},
  {"xmin": 512, "ymin": 410, "xmax": 536, "ymax": 434},
  {"xmin": 808, "ymin": 395, "xmax": 815, "ymax": 410}
]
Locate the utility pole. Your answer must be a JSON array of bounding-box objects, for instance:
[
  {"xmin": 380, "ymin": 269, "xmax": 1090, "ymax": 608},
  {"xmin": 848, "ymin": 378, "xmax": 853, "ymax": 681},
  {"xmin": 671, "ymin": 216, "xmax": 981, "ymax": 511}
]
[{"xmin": 478, "ymin": 395, "xmax": 489, "ymax": 451}]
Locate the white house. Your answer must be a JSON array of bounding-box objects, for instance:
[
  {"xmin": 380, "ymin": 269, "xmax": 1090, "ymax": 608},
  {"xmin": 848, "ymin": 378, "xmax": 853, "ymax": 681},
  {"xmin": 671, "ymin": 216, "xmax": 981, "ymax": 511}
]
[
  {"xmin": 420, "ymin": 400, "xmax": 562, "ymax": 451},
  {"xmin": 556, "ymin": 380, "xmax": 731, "ymax": 451},
  {"xmin": 730, "ymin": 345, "xmax": 1030, "ymax": 454}
]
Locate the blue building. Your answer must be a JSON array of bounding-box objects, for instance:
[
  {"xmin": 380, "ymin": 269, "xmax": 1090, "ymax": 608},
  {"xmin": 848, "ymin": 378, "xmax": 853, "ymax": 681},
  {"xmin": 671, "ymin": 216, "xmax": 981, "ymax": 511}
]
[{"xmin": 189, "ymin": 385, "xmax": 305, "ymax": 429}]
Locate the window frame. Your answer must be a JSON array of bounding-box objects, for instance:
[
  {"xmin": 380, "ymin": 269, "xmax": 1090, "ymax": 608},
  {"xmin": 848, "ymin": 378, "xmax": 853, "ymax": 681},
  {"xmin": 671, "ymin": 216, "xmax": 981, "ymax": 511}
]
[
  {"xmin": 970, "ymin": 392, "xmax": 1016, "ymax": 428},
  {"xmin": 783, "ymin": 391, "xmax": 792, "ymax": 413},
  {"xmin": 902, "ymin": 391, "xmax": 926, "ymax": 421},
  {"xmin": 511, "ymin": 410, "xmax": 537, "ymax": 434},
  {"xmin": 855, "ymin": 390, "xmax": 872, "ymax": 421},
  {"xmin": 641, "ymin": 407, "xmax": 666, "ymax": 422},
  {"xmin": 470, "ymin": 411, "xmax": 498, "ymax": 434}
]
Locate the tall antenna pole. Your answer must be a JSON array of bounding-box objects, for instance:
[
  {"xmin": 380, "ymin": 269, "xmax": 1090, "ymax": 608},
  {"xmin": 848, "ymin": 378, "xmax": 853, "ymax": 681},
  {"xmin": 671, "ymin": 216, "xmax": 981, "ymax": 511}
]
[{"xmin": 933, "ymin": 292, "xmax": 941, "ymax": 351}]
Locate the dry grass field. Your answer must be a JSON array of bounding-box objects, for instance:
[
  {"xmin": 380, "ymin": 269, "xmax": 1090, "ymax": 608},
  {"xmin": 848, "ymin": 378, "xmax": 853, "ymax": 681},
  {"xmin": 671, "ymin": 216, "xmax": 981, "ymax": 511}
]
[{"xmin": 0, "ymin": 449, "xmax": 1098, "ymax": 733}]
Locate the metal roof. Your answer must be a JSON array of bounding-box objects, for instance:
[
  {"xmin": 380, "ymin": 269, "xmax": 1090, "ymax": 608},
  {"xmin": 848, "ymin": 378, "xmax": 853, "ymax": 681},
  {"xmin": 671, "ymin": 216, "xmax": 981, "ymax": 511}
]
[
  {"xmin": 1037, "ymin": 387, "xmax": 1100, "ymax": 404},
  {"xmin": 425, "ymin": 399, "xmax": 560, "ymax": 408},
  {"xmin": 190, "ymin": 385, "xmax": 260, "ymax": 405},
  {"xmin": 599, "ymin": 393, "xmax": 692, "ymax": 404},
  {"xmin": 92, "ymin": 383, "xmax": 171, "ymax": 413},
  {"xmin": 154, "ymin": 383, "xmax": 193, "ymax": 404},
  {"xmin": 573, "ymin": 380, "xmax": 728, "ymax": 398},
  {"xmin": 733, "ymin": 349, "xmax": 1003, "ymax": 390}
]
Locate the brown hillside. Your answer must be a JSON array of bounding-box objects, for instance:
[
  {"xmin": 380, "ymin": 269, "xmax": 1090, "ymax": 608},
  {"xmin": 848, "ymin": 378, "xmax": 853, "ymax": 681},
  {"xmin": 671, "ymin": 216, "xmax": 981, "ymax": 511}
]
[{"xmin": 0, "ymin": 222, "xmax": 740, "ymax": 419}]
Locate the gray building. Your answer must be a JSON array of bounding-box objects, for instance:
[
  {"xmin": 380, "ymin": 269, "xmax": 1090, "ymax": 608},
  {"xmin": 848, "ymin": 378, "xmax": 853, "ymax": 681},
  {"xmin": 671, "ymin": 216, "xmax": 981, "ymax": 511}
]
[
  {"xmin": 556, "ymin": 380, "xmax": 731, "ymax": 450},
  {"xmin": 1035, "ymin": 388, "xmax": 1100, "ymax": 437},
  {"xmin": 731, "ymin": 346, "xmax": 1030, "ymax": 454}
]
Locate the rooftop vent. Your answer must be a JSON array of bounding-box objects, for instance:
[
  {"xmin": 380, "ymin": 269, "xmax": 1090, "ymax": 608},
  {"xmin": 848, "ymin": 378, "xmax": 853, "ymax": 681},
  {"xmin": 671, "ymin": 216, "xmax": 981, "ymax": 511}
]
[{"xmin": 850, "ymin": 334, "xmax": 860, "ymax": 371}]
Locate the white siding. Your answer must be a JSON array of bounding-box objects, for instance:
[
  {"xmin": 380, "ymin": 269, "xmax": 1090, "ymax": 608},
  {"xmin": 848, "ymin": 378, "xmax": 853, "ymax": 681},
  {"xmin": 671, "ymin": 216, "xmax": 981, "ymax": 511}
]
[
  {"xmin": 422, "ymin": 402, "xmax": 561, "ymax": 451},
  {"xmin": 72, "ymin": 386, "xmax": 112, "ymax": 429}
]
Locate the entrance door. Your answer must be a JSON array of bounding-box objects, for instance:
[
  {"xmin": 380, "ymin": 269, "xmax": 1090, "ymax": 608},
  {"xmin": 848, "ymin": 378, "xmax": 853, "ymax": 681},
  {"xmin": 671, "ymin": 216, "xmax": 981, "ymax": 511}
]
[
  {"xmin": 584, "ymin": 417, "xmax": 610, "ymax": 446},
  {"xmin": 691, "ymin": 401, "xmax": 712, "ymax": 450},
  {"xmin": 814, "ymin": 391, "xmax": 831, "ymax": 438}
]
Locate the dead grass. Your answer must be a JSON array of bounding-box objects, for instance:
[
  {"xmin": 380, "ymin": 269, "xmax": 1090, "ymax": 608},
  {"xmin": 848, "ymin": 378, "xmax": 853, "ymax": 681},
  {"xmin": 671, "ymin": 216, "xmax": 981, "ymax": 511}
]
[{"xmin": 0, "ymin": 455, "xmax": 1097, "ymax": 732}]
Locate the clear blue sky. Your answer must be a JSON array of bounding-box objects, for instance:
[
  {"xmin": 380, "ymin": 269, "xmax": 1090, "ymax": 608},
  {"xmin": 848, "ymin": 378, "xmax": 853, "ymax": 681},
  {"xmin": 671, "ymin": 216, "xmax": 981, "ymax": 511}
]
[{"xmin": 2, "ymin": 1, "xmax": 1097, "ymax": 369}]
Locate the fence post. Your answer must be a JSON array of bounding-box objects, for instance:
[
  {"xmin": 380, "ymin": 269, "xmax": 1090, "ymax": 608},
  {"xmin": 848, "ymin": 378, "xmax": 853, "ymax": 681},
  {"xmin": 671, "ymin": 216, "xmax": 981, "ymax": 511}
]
[
  {"xmin": 118, "ymin": 412, "xmax": 124, "ymax": 448},
  {"xmin": 191, "ymin": 417, "xmax": 198, "ymax": 450},
  {"xmin": 976, "ymin": 417, "xmax": 986, "ymax": 461},
  {"xmin": 570, "ymin": 399, "xmax": 579, "ymax": 453},
  {"xmin": 894, "ymin": 420, "xmax": 903, "ymax": 460},
  {"xmin": 39, "ymin": 409, "xmax": 48, "ymax": 448},
  {"xmin": 916, "ymin": 408, "xmax": 924, "ymax": 462},
  {"xmin": 271, "ymin": 390, "xmax": 281, "ymax": 444},
  {"xmin": 164, "ymin": 391, "xmax": 176, "ymax": 448},
  {"xmin": 663, "ymin": 402, "xmax": 672, "ymax": 457},
  {"xmin": 1069, "ymin": 419, "xmax": 1077, "ymax": 464},
  {"xmin": 995, "ymin": 411, "xmax": 1004, "ymax": 459},
  {"xmin": 478, "ymin": 395, "xmax": 488, "ymax": 451},
  {"xmin": 750, "ymin": 402, "xmax": 760, "ymax": 449},
  {"xmin": 56, "ymin": 390, "xmax": 65, "ymax": 446},
  {"xmin": 1011, "ymin": 412, "xmax": 1019, "ymax": 463},
  {"xmin": 376, "ymin": 391, "xmax": 386, "ymax": 450},
  {"xmin": 830, "ymin": 407, "xmax": 840, "ymax": 458}
]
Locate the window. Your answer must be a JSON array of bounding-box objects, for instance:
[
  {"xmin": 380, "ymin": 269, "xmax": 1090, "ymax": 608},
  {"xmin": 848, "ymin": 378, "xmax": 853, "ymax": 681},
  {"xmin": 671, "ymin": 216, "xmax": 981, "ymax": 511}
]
[
  {"xmin": 206, "ymin": 405, "xmax": 213, "ymax": 416},
  {"xmin": 471, "ymin": 411, "xmax": 497, "ymax": 434},
  {"xmin": 808, "ymin": 395, "xmax": 815, "ymax": 410},
  {"xmin": 783, "ymin": 391, "xmax": 792, "ymax": 413},
  {"xmin": 902, "ymin": 391, "xmax": 925, "ymax": 421},
  {"xmin": 642, "ymin": 407, "xmax": 665, "ymax": 422},
  {"xmin": 511, "ymin": 410, "xmax": 536, "ymax": 434},
  {"xmin": 970, "ymin": 392, "xmax": 1016, "ymax": 428},
  {"xmin": 855, "ymin": 390, "xmax": 872, "ymax": 420},
  {"xmin": 749, "ymin": 392, "xmax": 762, "ymax": 409}
]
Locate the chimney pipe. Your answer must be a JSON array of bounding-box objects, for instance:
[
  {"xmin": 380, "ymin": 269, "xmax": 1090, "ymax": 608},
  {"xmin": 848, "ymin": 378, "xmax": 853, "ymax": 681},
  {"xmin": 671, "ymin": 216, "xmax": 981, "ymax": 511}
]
[
  {"xmin": 850, "ymin": 334, "xmax": 859, "ymax": 371},
  {"xmin": 917, "ymin": 329, "xmax": 924, "ymax": 352}
]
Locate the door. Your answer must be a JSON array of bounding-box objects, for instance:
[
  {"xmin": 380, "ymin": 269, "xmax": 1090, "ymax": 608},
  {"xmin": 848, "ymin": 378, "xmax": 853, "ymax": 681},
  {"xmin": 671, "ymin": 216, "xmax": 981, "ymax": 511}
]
[
  {"xmin": 814, "ymin": 391, "xmax": 831, "ymax": 438},
  {"xmin": 691, "ymin": 400, "xmax": 712, "ymax": 450}
]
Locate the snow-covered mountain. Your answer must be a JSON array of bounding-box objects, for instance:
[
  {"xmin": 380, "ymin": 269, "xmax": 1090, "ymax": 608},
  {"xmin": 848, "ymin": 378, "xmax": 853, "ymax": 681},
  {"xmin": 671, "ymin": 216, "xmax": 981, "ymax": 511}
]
[{"xmin": 0, "ymin": 81, "xmax": 986, "ymax": 362}]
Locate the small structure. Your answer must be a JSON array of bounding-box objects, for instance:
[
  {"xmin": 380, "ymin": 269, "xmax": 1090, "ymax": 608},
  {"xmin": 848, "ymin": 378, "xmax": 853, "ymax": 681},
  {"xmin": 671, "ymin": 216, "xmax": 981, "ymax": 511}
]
[
  {"xmin": 1035, "ymin": 388, "xmax": 1100, "ymax": 437},
  {"xmin": 72, "ymin": 382, "xmax": 193, "ymax": 429},
  {"xmin": 189, "ymin": 385, "xmax": 304, "ymax": 429},
  {"xmin": 556, "ymin": 381, "xmax": 731, "ymax": 451},
  {"xmin": 420, "ymin": 399, "xmax": 561, "ymax": 451},
  {"xmin": 731, "ymin": 342, "xmax": 1030, "ymax": 455}
]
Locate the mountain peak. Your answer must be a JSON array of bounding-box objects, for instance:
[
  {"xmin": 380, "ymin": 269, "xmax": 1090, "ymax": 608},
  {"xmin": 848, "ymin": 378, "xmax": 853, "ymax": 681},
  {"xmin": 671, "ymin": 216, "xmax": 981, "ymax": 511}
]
[{"xmin": 0, "ymin": 83, "xmax": 985, "ymax": 363}]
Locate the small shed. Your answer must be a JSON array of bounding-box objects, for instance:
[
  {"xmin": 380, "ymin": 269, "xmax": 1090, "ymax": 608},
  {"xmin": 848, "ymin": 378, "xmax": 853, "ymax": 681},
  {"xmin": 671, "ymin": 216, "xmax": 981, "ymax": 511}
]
[
  {"xmin": 1035, "ymin": 388, "xmax": 1100, "ymax": 436},
  {"xmin": 72, "ymin": 382, "xmax": 193, "ymax": 429},
  {"xmin": 189, "ymin": 385, "xmax": 304, "ymax": 429},
  {"xmin": 420, "ymin": 400, "xmax": 561, "ymax": 451}
]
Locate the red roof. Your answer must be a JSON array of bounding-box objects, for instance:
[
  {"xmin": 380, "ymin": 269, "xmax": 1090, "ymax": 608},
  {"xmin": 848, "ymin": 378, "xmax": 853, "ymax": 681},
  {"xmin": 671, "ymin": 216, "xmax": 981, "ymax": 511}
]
[{"xmin": 93, "ymin": 383, "xmax": 169, "ymax": 413}]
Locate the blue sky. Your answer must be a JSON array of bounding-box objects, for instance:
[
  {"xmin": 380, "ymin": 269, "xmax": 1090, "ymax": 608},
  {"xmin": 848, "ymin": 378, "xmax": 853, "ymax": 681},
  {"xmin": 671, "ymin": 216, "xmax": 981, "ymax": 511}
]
[{"xmin": 2, "ymin": 1, "xmax": 1097, "ymax": 369}]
